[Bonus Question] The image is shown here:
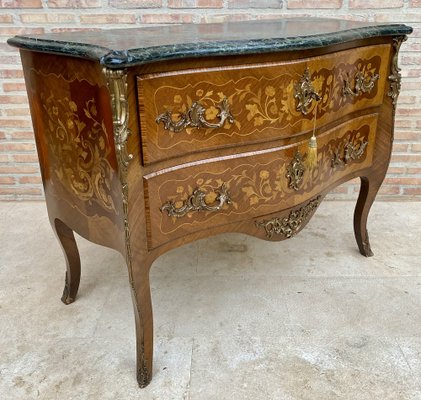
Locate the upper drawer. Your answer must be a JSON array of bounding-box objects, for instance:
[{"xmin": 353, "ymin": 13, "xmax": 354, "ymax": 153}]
[{"xmin": 137, "ymin": 44, "xmax": 390, "ymax": 165}]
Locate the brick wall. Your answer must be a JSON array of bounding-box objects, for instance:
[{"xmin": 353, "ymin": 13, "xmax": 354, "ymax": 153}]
[{"xmin": 0, "ymin": 0, "xmax": 420, "ymax": 200}]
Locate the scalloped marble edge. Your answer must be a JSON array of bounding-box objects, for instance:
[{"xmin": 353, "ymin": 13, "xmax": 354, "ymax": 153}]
[{"xmin": 7, "ymin": 23, "xmax": 413, "ymax": 69}]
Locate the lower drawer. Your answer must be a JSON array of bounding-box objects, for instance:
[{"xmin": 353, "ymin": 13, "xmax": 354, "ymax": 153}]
[{"xmin": 143, "ymin": 113, "xmax": 378, "ymax": 249}]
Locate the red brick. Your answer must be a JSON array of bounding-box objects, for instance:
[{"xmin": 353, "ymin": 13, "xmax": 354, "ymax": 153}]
[
  {"xmin": 9, "ymin": 131, "xmax": 34, "ymax": 140},
  {"xmin": 197, "ymin": 0, "xmax": 223, "ymax": 6},
  {"xmin": 0, "ymin": 15, "xmax": 13, "ymax": 23},
  {"xmin": 141, "ymin": 13, "xmax": 194, "ymax": 23},
  {"xmin": 0, "ymin": 0, "xmax": 42, "ymax": 7},
  {"xmin": 349, "ymin": 0, "xmax": 403, "ymax": 7},
  {"xmin": 0, "ymin": 118, "xmax": 32, "ymax": 128},
  {"xmin": 0, "ymin": 96, "xmax": 28, "ymax": 104},
  {"xmin": 0, "ymin": 165, "xmax": 39, "ymax": 174},
  {"xmin": 0, "ymin": 43, "xmax": 18, "ymax": 53},
  {"xmin": 375, "ymin": 13, "xmax": 421, "ymax": 23},
  {"xmin": 402, "ymin": 54, "xmax": 421, "ymax": 64},
  {"xmin": 403, "ymin": 81, "xmax": 421, "ymax": 90},
  {"xmin": 394, "ymin": 119, "xmax": 413, "ymax": 129},
  {"xmin": 0, "ymin": 56, "xmax": 21, "ymax": 65},
  {"xmin": 391, "ymin": 154, "xmax": 421, "ymax": 163},
  {"xmin": 402, "ymin": 187, "xmax": 421, "ymax": 196},
  {"xmin": 228, "ymin": 0, "xmax": 280, "ymax": 7},
  {"xmin": 13, "ymin": 154, "xmax": 39, "ymax": 163},
  {"xmin": 397, "ymin": 108, "xmax": 421, "ymax": 117},
  {"xmin": 169, "ymin": 0, "xmax": 223, "ymax": 7},
  {"xmin": 80, "ymin": 14, "xmax": 136, "ymax": 24},
  {"xmin": 200, "ymin": 13, "xmax": 251, "ymax": 23},
  {"xmin": 2, "ymin": 83, "xmax": 27, "ymax": 92},
  {"xmin": 387, "ymin": 167, "xmax": 406, "ymax": 174},
  {"xmin": 385, "ymin": 177, "xmax": 421, "ymax": 185},
  {"xmin": 1, "ymin": 108, "xmax": 30, "ymax": 117},
  {"xmin": 18, "ymin": 175, "xmax": 42, "ymax": 184},
  {"xmin": 0, "ymin": 187, "xmax": 42, "ymax": 196},
  {"xmin": 412, "ymin": 144, "xmax": 421, "ymax": 152},
  {"xmin": 48, "ymin": 0, "xmax": 101, "ymax": 7},
  {"xmin": 398, "ymin": 96, "xmax": 417, "ymax": 104},
  {"xmin": 405, "ymin": 42, "xmax": 421, "ymax": 51},
  {"xmin": 0, "ymin": 27, "xmax": 44, "ymax": 35},
  {"xmin": 168, "ymin": 0, "xmax": 195, "ymax": 6},
  {"xmin": 0, "ymin": 142, "xmax": 35, "ymax": 152},
  {"xmin": 395, "ymin": 131, "xmax": 420, "ymax": 141},
  {"xmin": 20, "ymin": 13, "xmax": 76, "ymax": 23},
  {"xmin": 287, "ymin": 0, "xmax": 342, "ymax": 8},
  {"xmin": 407, "ymin": 167, "xmax": 421, "ymax": 174},
  {"xmin": 109, "ymin": 0, "xmax": 162, "ymax": 7},
  {"xmin": 411, "ymin": 0, "xmax": 421, "ymax": 6},
  {"xmin": 0, "ymin": 176, "xmax": 16, "ymax": 185},
  {"xmin": 0, "ymin": 132, "xmax": 6, "ymax": 140},
  {"xmin": 392, "ymin": 143, "xmax": 409, "ymax": 152},
  {"xmin": 401, "ymin": 70, "xmax": 421, "ymax": 78},
  {"xmin": 378, "ymin": 185, "xmax": 400, "ymax": 195}
]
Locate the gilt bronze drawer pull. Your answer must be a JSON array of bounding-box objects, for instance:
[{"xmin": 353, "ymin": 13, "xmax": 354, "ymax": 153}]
[
  {"xmin": 343, "ymin": 70, "xmax": 380, "ymax": 97},
  {"xmin": 294, "ymin": 68, "xmax": 321, "ymax": 115},
  {"xmin": 255, "ymin": 196, "xmax": 321, "ymax": 238},
  {"xmin": 286, "ymin": 150, "xmax": 306, "ymax": 191},
  {"xmin": 160, "ymin": 183, "xmax": 232, "ymax": 218},
  {"xmin": 156, "ymin": 97, "xmax": 234, "ymax": 133},
  {"xmin": 331, "ymin": 138, "xmax": 369, "ymax": 168}
]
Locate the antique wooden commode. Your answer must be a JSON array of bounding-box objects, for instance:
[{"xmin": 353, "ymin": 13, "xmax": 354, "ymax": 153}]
[{"xmin": 8, "ymin": 19, "xmax": 412, "ymax": 387}]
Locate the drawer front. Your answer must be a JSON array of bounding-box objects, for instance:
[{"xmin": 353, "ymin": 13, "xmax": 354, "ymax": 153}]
[
  {"xmin": 137, "ymin": 44, "xmax": 389, "ymax": 165},
  {"xmin": 144, "ymin": 113, "xmax": 378, "ymax": 249}
]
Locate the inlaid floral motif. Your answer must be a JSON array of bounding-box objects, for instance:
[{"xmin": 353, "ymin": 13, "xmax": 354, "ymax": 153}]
[
  {"xmin": 156, "ymin": 56, "xmax": 382, "ymax": 140},
  {"xmin": 157, "ymin": 120, "xmax": 374, "ymax": 230},
  {"xmin": 163, "ymin": 161, "xmax": 293, "ymax": 215},
  {"xmin": 241, "ymin": 82, "xmax": 293, "ymax": 127},
  {"xmin": 41, "ymin": 91, "xmax": 117, "ymax": 212}
]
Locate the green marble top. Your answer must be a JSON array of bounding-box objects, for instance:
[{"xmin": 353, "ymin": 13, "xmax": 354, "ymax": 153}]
[{"xmin": 7, "ymin": 18, "xmax": 412, "ymax": 69}]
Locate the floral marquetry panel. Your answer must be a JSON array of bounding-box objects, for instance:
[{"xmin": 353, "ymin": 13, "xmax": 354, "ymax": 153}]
[
  {"xmin": 27, "ymin": 69, "xmax": 122, "ymax": 221},
  {"xmin": 144, "ymin": 113, "xmax": 378, "ymax": 249},
  {"xmin": 137, "ymin": 44, "xmax": 389, "ymax": 165}
]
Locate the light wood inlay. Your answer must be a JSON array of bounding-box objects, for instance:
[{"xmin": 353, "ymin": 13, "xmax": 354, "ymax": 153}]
[{"xmin": 138, "ymin": 44, "xmax": 389, "ymax": 164}]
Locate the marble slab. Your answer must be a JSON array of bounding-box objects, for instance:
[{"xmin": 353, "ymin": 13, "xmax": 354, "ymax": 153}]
[{"xmin": 7, "ymin": 18, "xmax": 412, "ymax": 68}]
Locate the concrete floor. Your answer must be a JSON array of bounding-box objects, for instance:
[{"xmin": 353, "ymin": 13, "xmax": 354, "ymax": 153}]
[{"xmin": 0, "ymin": 200, "xmax": 421, "ymax": 400}]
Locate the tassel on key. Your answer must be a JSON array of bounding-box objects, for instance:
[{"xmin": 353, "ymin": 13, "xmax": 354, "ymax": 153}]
[{"xmin": 306, "ymin": 107, "xmax": 318, "ymax": 169}]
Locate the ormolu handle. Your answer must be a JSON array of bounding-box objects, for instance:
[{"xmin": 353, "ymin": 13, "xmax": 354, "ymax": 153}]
[
  {"xmin": 156, "ymin": 97, "xmax": 234, "ymax": 133},
  {"xmin": 160, "ymin": 183, "xmax": 232, "ymax": 218},
  {"xmin": 331, "ymin": 138, "xmax": 369, "ymax": 168},
  {"xmin": 343, "ymin": 70, "xmax": 379, "ymax": 97},
  {"xmin": 294, "ymin": 68, "xmax": 321, "ymax": 115},
  {"xmin": 286, "ymin": 150, "xmax": 305, "ymax": 191}
]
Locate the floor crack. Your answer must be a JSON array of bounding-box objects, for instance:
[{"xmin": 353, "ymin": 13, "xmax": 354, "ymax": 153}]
[{"xmin": 396, "ymin": 338, "xmax": 421, "ymax": 392}]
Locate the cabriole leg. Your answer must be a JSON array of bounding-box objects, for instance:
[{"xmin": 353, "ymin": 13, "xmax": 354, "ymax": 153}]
[
  {"xmin": 353, "ymin": 175, "xmax": 383, "ymax": 257},
  {"xmin": 129, "ymin": 257, "xmax": 153, "ymax": 388},
  {"xmin": 52, "ymin": 218, "xmax": 81, "ymax": 304}
]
